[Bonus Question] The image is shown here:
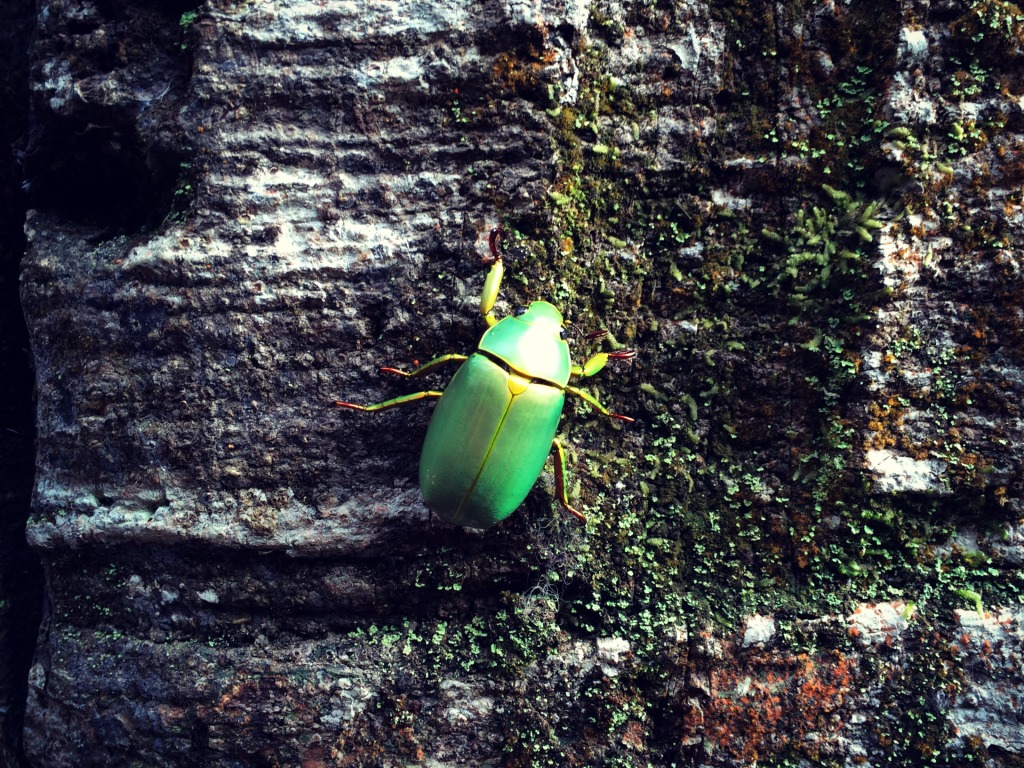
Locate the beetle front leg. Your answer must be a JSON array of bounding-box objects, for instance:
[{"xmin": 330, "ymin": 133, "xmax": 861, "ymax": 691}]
[
  {"xmin": 564, "ymin": 385, "xmax": 635, "ymax": 423},
  {"xmin": 480, "ymin": 227, "xmax": 504, "ymax": 328},
  {"xmin": 571, "ymin": 349, "xmax": 637, "ymax": 379},
  {"xmin": 335, "ymin": 390, "xmax": 443, "ymax": 412},
  {"xmin": 551, "ymin": 438, "xmax": 586, "ymax": 522},
  {"xmin": 380, "ymin": 354, "xmax": 467, "ymax": 378}
]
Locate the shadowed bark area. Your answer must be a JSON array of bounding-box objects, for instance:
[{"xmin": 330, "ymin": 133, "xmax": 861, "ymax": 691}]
[
  {"xmin": 0, "ymin": 1, "xmax": 42, "ymax": 765},
  {"xmin": 11, "ymin": 0, "xmax": 1024, "ymax": 766}
]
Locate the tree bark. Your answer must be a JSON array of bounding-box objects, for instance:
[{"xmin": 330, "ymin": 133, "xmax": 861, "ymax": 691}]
[{"xmin": 13, "ymin": 0, "xmax": 1024, "ymax": 765}]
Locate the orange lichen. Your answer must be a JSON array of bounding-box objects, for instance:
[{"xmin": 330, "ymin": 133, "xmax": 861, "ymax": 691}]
[
  {"xmin": 621, "ymin": 720, "xmax": 646, "ymax": 751},
  {"xmin": 699, "ymin": 651, "xmax": 857, "ymax": 763},
  {"xmin": 491, "ymin": 50, "xmax": 547, "ymax": 94},
  {"xmin": 864, "ymin": 398, "xmax": 905, "ymax": 450}
]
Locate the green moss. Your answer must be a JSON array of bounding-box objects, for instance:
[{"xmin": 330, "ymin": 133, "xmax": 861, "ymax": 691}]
[
  {"xmin": 762, "ymin": 183, "xmax": 883, "ymax": 313},
  {"xmin": 956, "ymin": 0, "xmax": 1024, "ymax": 62}
]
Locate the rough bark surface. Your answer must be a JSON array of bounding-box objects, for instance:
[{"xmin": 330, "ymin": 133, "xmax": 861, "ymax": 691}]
[{"xmin": 12, "ymin": 0, "xmax": 1024, "ymax": 766}]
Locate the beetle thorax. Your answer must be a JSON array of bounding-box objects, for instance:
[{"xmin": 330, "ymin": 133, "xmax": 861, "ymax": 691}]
[{"xmin": 477, "ymin": 301, "xmax": 572, "ymax": 386}]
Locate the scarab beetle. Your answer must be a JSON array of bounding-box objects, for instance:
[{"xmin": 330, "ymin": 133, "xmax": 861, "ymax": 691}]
[{"xmin": 336, "ymin": 229, "xmax": 634, "ymax": 529}]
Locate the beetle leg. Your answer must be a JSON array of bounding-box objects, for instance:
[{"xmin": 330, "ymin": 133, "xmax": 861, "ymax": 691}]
[
  {"xmin": 571, "ymin": 349, "xmax": 637, "ymax": 379},
  {"xmin": 334, "ymin": 390, "xmax": 443, "ymax": 412},
  {"xmin": 551, "ymin": 438, "xmax": 586, "ymax": 522},
  {"xmin": 564, "ymin": 385, "xmax": 635, "ymax": 423},
  {"xmin": 480, "ymin": 256, "xmax": 504, "ymax": 328},
  {"xmin": 479, "ymin": 227, "xmax": 506, "ymax": 327},
  {"xmin": 572, "ymin": 352, "xmax": 609, "ymax": 378},
  {"xmin": 380, "ymin": 354, "xmax": 467, "ymax": 378}
]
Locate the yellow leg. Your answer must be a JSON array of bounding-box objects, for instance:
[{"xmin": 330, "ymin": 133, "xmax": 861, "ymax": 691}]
[
  {"xmin": 381, "ymin": 354, "xmax": 467, "ymax": 378},
  {"xmin": 480, "ymin": 257, "xmax": 503, "ymax": 328},
  {"xmin": 564, "ymin": 385, "xmax": 635, "ymax": 423},
  {"xmin": 552, "ymin": 438, "xmax": 586, "ymax": 522},
  {"xmin": 480, "ymin": 227, "xmax": 504, "ymax": 327},
  {"xmin": 570, "ymin": 349, "xmax": 636, "ymax": 378},
  {"xmin": 334, "ymin": 390, "xmax": 442, "ymax": 412}
]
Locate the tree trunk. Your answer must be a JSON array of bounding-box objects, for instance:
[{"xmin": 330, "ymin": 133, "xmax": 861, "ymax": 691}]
[{"xmin": 11, "ymin": 0, "xmax": 1024, "ymax": 765}]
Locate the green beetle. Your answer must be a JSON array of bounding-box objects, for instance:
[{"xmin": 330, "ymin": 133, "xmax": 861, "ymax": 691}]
[{"xmin": 336, "ymin": 229, "xmax": 633, "ymax": 529}]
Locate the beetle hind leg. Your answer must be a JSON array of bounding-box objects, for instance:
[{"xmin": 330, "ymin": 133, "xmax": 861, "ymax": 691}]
[{"xmin": 551, "ymin": 438, "xmax": 587, "ymax": 522}]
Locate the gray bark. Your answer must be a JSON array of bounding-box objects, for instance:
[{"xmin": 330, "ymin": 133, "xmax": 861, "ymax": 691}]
[{"xmin": 11, "ymin": 0, "xmax": 1024, "ymax": 766}]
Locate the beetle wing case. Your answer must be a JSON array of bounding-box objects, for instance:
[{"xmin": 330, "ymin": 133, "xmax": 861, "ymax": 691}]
[{"xmin": 419, "ymin": 353, "xmax": 565, "ymax": 529}]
